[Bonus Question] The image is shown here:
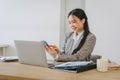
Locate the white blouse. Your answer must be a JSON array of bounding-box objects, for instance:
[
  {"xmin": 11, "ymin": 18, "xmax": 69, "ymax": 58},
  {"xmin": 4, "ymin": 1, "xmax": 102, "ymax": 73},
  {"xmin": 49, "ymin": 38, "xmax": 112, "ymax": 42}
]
[{"xmin": 72, "ymin": 31, "xmax": 84, "ymax": 51}]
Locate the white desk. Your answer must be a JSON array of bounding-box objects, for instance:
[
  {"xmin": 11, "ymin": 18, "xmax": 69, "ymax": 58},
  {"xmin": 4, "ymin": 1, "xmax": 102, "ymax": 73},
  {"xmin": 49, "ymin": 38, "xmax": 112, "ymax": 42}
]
[{"xmin": 0, "ymin": 44, "xmax": 9, "ymax": 56}]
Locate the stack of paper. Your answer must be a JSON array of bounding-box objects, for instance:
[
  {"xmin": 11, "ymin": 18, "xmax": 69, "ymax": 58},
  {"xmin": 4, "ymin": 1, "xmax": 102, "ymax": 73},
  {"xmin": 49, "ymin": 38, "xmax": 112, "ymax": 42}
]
[
  {"xmin": 108, "ymin": 61, "xmax": 120, "ymax": 70},
  {"xmin": 0, "ymin": 56, "xmax": 18, "ymax": 62}
]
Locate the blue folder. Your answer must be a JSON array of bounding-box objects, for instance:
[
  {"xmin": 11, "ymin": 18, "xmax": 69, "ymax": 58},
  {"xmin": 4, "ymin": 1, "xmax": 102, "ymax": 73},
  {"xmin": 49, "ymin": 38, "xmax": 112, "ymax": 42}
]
[{"xmin": 54, "ymin": 61, "xmax": 96, "ymax": 73}]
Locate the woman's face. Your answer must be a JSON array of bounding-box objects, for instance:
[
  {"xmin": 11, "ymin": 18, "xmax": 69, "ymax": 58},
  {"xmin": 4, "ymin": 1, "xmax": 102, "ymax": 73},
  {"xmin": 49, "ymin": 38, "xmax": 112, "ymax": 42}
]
[{"xmin": 68, "ymin": 15, "xmax": 85, "ymax": 34}]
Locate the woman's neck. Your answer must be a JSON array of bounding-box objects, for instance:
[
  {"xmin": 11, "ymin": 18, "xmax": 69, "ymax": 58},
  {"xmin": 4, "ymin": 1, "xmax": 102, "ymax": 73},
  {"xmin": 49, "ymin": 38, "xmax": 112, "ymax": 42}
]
[{"xmin": 75, "ymin": 30, "xmax": 84, "ymax": 36}]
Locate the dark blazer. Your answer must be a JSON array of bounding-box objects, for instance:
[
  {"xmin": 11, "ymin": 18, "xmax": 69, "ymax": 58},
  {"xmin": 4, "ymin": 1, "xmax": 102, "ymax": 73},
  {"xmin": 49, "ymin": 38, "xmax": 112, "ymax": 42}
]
[{"xmin": 56, "ymin": 32, "xmax": 96, "ymax": 62}]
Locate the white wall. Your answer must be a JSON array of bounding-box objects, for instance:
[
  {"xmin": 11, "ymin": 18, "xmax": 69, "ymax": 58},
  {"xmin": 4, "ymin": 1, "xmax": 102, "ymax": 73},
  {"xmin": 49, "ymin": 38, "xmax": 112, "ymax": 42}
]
[
  {"xmin": 0, "ymin": 0, "xmax": 60, "ymax": 59},
  {"xmin": 86, "ymin": 0, "xmax": 120, "ymax": 64}
]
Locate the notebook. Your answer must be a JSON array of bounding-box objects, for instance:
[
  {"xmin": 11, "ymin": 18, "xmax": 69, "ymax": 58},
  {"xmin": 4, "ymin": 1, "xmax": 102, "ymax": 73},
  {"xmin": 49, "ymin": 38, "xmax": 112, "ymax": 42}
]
[{"xmin": 14, "ymin": 40, "xmax": 60, "ymax": 68}]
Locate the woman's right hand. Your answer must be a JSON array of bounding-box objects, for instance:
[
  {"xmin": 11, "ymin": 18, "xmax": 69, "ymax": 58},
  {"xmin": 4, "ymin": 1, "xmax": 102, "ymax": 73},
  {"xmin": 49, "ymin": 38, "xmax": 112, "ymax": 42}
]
[{"xmin": 45, "ymin": 45, "xmax": 59, "ymax": 59}]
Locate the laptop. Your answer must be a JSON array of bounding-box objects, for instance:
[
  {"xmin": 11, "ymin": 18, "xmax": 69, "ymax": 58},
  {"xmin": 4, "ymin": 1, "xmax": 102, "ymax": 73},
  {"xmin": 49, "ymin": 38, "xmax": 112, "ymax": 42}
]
[{"xmin": 14, "ymin": 40, "xmax": 60, "ymax": 68}]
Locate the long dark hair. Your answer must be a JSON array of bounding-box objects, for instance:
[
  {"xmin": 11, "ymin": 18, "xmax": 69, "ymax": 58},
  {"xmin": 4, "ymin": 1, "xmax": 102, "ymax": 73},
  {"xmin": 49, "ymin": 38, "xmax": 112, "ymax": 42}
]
[{"xmin": 68, "ymin": 8, "xmax": 90, "ymax": 54}]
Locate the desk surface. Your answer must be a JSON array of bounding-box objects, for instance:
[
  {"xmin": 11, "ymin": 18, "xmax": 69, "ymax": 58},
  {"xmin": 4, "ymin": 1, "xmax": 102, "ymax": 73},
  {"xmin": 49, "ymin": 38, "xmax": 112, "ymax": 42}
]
[{"xmin": 0, "ymin": 62, "xmax": 120, "ymax": 80}]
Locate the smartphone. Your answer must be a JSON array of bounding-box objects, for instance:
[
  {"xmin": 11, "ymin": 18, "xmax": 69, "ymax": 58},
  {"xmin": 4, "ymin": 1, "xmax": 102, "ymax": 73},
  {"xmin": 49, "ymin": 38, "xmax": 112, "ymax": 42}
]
[{"xmin": 42, "ymin": 40, "xmax": 50, "ymax": 48}]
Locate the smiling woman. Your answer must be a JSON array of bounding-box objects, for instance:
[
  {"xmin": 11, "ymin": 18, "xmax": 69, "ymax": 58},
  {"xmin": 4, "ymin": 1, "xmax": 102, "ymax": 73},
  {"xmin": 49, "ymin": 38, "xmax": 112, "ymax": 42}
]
[
  {"xmin": 59, "ymin": 0, "xmax": 85, "ymax": 50},
  {"xmin": 45, "ymin": 8, "xmax": 97, "ymax": 62}
]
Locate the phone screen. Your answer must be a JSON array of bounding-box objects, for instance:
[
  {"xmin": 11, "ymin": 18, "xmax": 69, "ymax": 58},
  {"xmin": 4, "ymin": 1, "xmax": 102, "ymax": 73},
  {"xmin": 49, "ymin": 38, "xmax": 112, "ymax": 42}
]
[{"xmin": 42, "ymin": 40, "xmax": 50, "ymax": 47}]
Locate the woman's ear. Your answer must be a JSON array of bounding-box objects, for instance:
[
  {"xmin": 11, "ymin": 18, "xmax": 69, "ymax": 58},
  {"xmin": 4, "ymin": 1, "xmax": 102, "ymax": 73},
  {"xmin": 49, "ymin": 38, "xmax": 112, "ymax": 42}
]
[{"xmin": 81, "ymin": 18, "xmax": 85, "ymax": 24}]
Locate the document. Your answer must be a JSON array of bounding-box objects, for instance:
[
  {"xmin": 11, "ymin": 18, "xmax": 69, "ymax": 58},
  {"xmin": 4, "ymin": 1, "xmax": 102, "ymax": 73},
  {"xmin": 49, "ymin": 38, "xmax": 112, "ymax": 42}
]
[{"xmin": 55, "ymin": 61, "xmax": 93, "ymax": 69}]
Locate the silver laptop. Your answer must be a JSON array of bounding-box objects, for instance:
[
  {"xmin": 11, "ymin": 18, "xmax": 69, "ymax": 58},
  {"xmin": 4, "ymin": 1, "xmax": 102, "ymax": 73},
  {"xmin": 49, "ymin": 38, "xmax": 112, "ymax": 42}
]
[{"xmin": 14, "ymin": 40, "xmax": 58, "ymax": 68}]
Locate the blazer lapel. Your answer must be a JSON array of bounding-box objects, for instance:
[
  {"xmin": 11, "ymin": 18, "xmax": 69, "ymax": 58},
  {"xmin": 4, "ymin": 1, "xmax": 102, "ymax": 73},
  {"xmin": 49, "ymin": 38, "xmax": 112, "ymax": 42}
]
[{"xmin": 71, "ymin": 36, "xmax": 83, "ymax": 53}]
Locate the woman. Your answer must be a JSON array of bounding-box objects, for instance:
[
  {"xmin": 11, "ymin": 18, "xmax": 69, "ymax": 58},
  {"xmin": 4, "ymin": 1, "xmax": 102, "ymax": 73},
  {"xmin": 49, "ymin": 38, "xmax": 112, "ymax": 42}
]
[{"xmin": 45, "ymin": 8, "xmax": 96, "ymax": 62}]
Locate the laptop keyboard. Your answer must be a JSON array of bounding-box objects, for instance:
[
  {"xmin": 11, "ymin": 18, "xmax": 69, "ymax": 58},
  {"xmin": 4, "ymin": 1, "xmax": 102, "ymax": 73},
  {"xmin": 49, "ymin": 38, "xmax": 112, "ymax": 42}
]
[
  {"xmin": 48, "ymin": 61, "xmax": 63, "ymax": 68},
  {"xmin": 48, "ymin": 64, "xmax": 55, "ymax": 68}
]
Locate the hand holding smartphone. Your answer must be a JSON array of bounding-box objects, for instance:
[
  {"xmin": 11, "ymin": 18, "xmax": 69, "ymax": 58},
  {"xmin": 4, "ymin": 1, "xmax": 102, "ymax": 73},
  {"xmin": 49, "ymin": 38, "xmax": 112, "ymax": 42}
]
[{"xmin": 42, "ymin": 40, "xmax": 50, "ymax": 48}]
